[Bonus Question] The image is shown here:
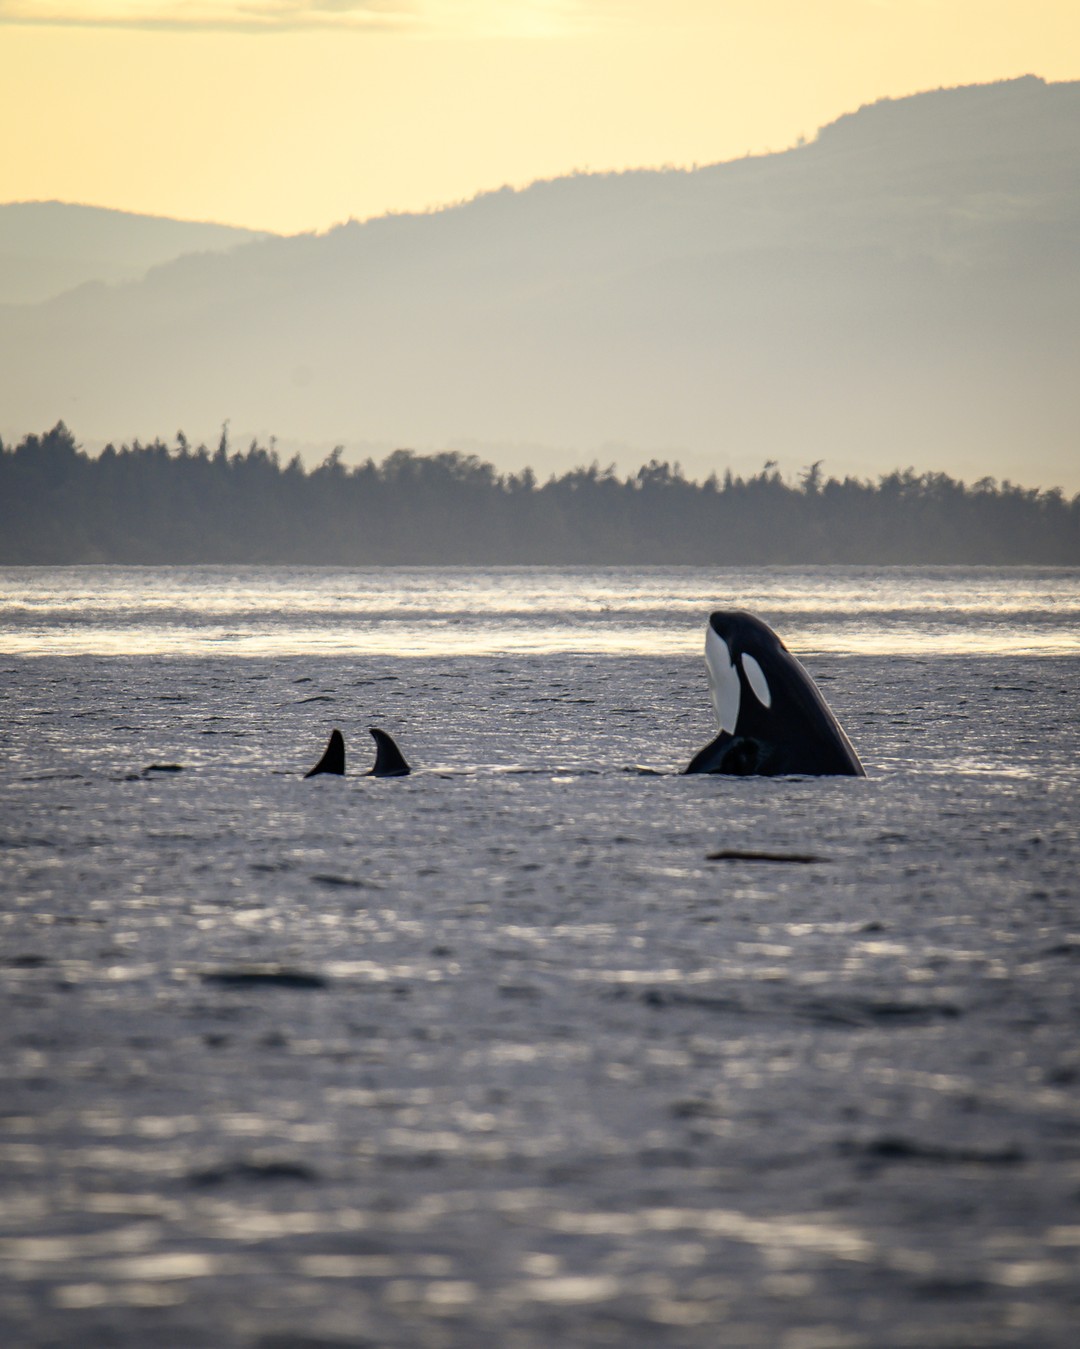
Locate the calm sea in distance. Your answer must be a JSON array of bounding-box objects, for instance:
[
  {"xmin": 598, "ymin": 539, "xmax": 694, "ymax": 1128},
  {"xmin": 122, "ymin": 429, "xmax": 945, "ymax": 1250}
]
[{"xmin": 2, "ymin": 564, "xmax": 1078, "ymax": 656}]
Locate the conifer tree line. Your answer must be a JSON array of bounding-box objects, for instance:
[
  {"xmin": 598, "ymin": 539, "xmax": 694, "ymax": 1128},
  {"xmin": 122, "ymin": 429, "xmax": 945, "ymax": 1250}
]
[{"xmin": 2, "ymin": 422, "xmax": 1077, "ymax": 565}]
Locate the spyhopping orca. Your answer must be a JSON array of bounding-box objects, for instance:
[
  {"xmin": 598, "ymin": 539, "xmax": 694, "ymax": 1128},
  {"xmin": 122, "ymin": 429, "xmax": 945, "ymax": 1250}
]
[
  {"xmin": 305, "ymin": 728, "xmax": 345, "ymax": 777},
  {"xmin": 303, "ymin": 727, "xmax": 410, "ymax": 778},
  {"xmin": 684, "ymin": 611, "xmax": 864, "ymax": 777}
]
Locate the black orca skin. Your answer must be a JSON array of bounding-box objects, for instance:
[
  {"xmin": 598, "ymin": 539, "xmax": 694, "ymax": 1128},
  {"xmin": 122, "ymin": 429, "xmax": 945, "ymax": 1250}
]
[
  {"xmin": 303, "ymin": 727, "xmax": 410, "ymax": 778},
  {"xmin": 304, "ymin": 728, "xmax": 345, "ymax": 777},
  {"xmin": 368, "ymin": 727, "xmax": 410, "ymax": 777},
  {"xmin": 684, "ymin": 611, "xmax": 865, "ymax": 777}
]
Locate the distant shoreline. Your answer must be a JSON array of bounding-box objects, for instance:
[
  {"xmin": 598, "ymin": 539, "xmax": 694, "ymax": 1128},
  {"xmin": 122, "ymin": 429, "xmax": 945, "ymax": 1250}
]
[{"xmin": 3, "ymin": 423, "xmax": 1077, "ymax": 567}]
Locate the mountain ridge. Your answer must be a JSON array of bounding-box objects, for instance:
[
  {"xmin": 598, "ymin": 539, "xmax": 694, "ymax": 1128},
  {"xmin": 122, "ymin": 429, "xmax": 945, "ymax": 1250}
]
[
  {"xmin": 0, "ymin": 201, "xmax": 275, "ymax": 306},
  {"xmin": 2, "ymin": 76, "xmax": 1078, "ymax": 490}
]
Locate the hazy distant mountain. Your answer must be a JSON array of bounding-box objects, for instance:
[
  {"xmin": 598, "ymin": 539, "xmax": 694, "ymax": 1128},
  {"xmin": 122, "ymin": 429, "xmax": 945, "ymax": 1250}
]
[
  {"xmin": 2, "ymin": 77, "xmax": 1078, "ymax": 490},
  {"xmin": 0, "ymin": 202, "xmax": 273, "ymax": 304}
]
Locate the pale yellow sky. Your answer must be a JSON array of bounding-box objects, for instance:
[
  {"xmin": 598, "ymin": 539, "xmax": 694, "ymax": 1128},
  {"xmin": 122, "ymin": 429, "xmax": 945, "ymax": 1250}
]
[{"xmin": 1, "ymin": 1, "xmax": 1078, "ymax": 234}]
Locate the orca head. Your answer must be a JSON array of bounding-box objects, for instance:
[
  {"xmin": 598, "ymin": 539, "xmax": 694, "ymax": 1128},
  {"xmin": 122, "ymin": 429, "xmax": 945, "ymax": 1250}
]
[
  {"xmin": 696, "ymin": 610, "xmax": 865, "ymax": 777},
  {"xmin": 704, "ymin": 611, "xmax": 782, "ymax": 737}
]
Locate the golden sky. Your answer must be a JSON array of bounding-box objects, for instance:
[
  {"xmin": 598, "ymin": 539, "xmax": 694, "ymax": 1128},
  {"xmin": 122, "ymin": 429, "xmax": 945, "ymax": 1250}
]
[{"xmin": 2, "ymin": 1, "xmax": 1078, "ymax": 234}]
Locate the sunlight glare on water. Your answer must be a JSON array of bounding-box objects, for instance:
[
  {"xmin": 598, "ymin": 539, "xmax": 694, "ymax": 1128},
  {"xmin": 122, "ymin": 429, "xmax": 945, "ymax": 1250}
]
[{"xmin": 1, "ymin": 565, "xmax": 1077, "ymax": 657}]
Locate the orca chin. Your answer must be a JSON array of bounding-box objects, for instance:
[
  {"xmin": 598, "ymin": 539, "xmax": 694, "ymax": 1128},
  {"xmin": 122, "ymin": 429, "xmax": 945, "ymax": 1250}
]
[
  {"xmin": 304, "ymin": 728, "xmax": 345, "ymax": 777},
  {"xmin": 303, "ymin": 727, "xmax": 411, "ymax": 778},
  {"xmin": 368, "ymin": 727, "xmax": 410, "ymax": 777},
  {"xmin": 684, "ymin": 611, "xmax": 865, "ymax": 777}
]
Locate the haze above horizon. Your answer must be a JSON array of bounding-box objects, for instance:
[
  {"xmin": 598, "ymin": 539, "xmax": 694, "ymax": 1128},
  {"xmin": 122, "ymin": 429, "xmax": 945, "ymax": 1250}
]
[{"xmin": 3, "ymin": 1, "xmax": 1079, "ymax": 234}]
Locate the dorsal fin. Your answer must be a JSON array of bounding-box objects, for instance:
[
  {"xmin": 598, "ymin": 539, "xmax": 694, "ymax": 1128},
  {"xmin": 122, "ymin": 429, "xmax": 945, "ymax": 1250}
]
[
  {"xmin": 304, "ymin": 728, "xmax": 345, "ymax": 778},
  {"xmin": 368, "ymin": 727, "xmax": 410, "ymax": 777}
]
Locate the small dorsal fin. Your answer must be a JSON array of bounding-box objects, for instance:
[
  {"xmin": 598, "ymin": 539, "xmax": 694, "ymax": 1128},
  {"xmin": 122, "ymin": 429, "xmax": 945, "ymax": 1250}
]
[
  {"xmin": 368, "ymin": 727, "xmax": 410, "ymax": 777},
  {"xmin": 304, "ymin": 728, "xmax": 345, "ymax": 777}
]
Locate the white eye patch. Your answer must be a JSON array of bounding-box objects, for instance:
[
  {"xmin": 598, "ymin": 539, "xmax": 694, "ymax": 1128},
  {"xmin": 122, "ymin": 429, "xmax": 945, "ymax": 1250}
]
[
  {"xmin": 705, "ymin": 624, "xmax": 740, "ymax": 733},
  {"xmin": 741, "ymin": 652, "xmax": 772, "ymax": 709}
]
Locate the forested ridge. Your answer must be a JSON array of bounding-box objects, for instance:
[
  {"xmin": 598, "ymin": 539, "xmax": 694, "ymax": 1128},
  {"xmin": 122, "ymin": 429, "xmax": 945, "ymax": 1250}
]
[{"xmin": 2, "ymin": 423, "xmax": 1077, "ymax": 565}]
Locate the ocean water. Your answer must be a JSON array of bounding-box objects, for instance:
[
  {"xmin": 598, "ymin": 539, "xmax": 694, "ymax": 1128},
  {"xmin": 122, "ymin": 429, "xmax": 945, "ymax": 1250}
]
[
  {"xmin": 3, "ymin": 563, "xmax": 1079, "ymax": 657},
  {"xmin": 1, "ymin": 566, "xmax": 1078, "ymax": 1348}
]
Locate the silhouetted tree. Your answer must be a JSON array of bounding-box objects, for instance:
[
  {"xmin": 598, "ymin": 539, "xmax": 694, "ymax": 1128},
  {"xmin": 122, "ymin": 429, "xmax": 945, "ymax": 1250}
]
[{"xmin": 1, "ymin": 423, "xmax": 1076, "ymax": 565}]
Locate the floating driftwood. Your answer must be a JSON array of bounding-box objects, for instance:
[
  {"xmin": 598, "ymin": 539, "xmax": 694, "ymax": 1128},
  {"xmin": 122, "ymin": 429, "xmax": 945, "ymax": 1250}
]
[{"xmin": 705, "ymin": 849, "xmax": 830, "ymax": 864}]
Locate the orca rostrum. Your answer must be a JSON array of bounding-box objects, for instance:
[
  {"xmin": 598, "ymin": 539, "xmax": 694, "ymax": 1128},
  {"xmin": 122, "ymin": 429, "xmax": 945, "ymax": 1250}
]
[{"xmin": 684, "ymin": 611, "xmax": 864, "ymax": 777}]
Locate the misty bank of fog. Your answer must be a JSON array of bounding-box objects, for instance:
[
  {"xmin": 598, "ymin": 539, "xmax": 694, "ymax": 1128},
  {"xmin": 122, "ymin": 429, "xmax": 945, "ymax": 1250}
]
[{"xmin": 2, "ymin": 423, "xmax": 1076, "ymax": 566}]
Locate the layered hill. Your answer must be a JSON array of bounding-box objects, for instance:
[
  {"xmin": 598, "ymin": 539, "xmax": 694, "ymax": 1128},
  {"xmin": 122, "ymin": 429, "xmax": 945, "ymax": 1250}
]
[
  {"xmin": 0, "ymin": 202, "xmax": 273, "ymax": 305},
  {"xmin": 2, "ymin": 76, "xmax": 1078, "ymax": 488}
]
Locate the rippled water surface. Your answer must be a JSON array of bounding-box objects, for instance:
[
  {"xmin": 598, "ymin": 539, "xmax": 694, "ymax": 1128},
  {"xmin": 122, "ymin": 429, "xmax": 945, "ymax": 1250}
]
[{"xmin": 1, "ymin": 568, "xmax": 1078, "ymax": 1347}]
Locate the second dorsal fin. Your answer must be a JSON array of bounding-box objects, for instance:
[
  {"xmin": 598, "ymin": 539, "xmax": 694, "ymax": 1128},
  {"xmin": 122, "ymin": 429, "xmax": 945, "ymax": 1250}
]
[{"xmin": 368, "ymin": 727, "xmax": 410, "ymax": 777}]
